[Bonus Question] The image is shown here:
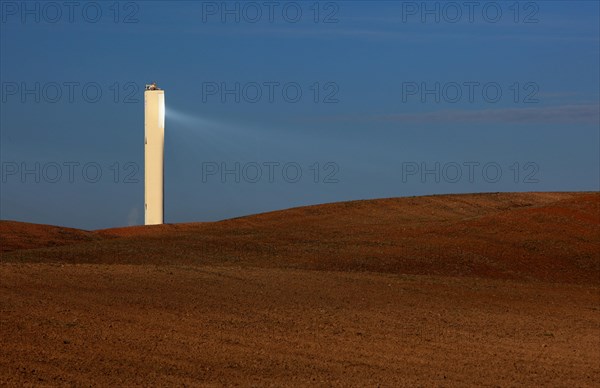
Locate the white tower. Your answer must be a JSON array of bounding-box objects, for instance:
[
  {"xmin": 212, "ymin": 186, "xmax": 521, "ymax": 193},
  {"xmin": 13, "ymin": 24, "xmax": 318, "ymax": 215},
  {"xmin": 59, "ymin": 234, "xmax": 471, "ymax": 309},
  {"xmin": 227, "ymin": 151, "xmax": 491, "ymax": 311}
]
[{"xmin": 144, "ymin": 83, "xmax": 165, "ymax": 225}]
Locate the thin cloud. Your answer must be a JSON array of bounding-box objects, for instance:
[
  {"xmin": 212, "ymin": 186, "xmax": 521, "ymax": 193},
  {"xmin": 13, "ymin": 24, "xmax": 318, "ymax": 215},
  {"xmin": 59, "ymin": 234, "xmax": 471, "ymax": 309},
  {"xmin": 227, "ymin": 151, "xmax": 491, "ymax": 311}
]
[
  {"xmin": 315, "ymin": 104, "xmax": 600, "ymax": 125},
  {"xmin": 380, "ymin": 104, "xmax": 600, "ymax": 124},
  {"xmin": 187, "ymin": 25, "xmax": 600, "ymax": 43}
]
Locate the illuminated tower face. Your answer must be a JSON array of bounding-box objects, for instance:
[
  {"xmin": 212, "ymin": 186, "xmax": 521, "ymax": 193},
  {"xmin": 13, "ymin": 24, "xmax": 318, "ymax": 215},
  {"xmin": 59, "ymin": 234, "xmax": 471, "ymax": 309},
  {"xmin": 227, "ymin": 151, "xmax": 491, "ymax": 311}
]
[{"xmin": 144, "ymin": 85, "xmax": 165, "ymax": 225}]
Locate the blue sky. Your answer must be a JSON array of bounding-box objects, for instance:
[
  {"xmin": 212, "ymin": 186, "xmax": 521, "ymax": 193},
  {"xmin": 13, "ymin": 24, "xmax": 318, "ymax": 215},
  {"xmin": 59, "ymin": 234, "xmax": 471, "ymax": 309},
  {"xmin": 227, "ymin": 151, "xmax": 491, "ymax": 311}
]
[{"xmin": 1, "ymin": 0, "xmax": 599, "ymax": 229}]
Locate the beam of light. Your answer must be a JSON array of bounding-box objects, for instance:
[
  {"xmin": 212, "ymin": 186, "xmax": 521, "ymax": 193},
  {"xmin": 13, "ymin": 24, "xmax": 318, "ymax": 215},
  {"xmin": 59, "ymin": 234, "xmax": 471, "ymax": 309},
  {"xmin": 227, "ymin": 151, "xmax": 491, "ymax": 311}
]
[
  {"xmin": 166, "ymin": 107, "xmax": 225, "ymax": 133},
  {"xmin": 163, "ymin": 107, "xmax": 325, "ymax": 207},
  {"xmin": 165, "ymin": 106, "xmax": 266, "ymax": 159}
]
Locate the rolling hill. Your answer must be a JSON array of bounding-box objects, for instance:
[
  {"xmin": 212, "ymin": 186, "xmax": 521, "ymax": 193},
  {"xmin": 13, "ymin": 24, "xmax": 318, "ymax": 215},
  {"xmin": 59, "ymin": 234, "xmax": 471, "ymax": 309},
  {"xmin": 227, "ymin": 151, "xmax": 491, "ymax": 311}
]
[
  {"xmin": 1, "ymin": 192, "xmax": 599, "ymax": 386},
  {"xmin": 2, "ymin": 192, "xmax": 598, "ymax": 284}
]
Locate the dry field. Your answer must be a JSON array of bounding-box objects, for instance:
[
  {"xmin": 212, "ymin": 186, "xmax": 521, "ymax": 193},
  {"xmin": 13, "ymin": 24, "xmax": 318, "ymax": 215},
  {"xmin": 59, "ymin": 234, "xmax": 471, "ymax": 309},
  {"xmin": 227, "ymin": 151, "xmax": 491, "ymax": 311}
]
[{"xmin": 1, "ymin": 192, "xmax": 599, "ymax": 386}]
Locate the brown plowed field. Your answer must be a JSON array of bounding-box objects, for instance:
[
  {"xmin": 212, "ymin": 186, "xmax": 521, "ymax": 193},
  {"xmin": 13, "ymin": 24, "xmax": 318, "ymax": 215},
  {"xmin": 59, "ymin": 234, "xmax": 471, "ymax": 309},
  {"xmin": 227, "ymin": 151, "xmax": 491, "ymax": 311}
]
[{"xmin": 1, "ymin": 193, "xmax": 599, "ymax": 386}]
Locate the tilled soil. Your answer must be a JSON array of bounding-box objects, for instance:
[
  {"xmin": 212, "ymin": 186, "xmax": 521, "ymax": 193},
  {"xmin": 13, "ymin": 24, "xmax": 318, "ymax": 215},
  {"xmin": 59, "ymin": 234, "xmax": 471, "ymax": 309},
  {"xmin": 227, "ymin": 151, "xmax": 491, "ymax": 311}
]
[
  {"xmin": 1, "ymin": 264, "xmax": 598, "ymax": 386},
  {"xmin": 1, "ymin": 193, "xmax": 599, "ymax": 385}
]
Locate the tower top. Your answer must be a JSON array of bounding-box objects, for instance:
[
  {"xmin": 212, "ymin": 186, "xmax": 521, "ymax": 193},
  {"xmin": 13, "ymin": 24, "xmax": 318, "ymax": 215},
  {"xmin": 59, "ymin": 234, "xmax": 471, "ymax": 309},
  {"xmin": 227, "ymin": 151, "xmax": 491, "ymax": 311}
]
[{"xmin": 145, "ymin": 82, "xmax": 161, "ymax": 91}]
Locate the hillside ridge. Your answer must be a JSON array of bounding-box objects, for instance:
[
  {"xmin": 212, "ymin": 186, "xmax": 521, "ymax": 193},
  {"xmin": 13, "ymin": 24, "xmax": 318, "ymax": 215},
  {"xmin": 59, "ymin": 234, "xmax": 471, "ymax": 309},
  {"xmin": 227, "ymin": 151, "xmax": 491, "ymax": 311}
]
[{"xmin": 2, "ymin": 192, "xmax": 598, "ymax": 285}]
